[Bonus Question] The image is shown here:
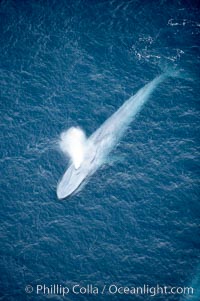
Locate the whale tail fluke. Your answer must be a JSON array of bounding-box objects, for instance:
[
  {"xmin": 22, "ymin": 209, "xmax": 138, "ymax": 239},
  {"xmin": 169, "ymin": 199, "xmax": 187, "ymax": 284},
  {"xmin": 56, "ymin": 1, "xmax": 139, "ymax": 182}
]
[
  {"xmin": 164, "ymin": 67, "xmax": 189, "ymax": 80},
  {"xmin": 158, "ymin": 61, "xmax": 190, "ymax": 80}
]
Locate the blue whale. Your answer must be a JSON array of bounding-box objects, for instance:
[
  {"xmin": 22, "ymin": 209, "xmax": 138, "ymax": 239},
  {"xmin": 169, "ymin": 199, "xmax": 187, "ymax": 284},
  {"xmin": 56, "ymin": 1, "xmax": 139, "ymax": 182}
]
[{"xmin": 57, "ymin": 71, "xmax": 179, "ymax": 199}]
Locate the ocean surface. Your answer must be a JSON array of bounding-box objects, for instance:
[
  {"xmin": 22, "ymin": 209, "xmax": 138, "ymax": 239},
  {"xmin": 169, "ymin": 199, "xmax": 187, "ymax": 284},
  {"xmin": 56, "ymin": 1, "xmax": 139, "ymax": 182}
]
[{"xmin": 0, "ymin": 0, "xmax": 200, "ymax": 300}]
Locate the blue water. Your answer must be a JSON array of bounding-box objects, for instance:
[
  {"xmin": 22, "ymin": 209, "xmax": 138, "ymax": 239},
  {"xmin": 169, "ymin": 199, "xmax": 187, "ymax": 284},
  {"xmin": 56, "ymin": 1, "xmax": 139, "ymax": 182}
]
[{"xmin": 0, "ymin": 0, "xmax": 200, "ymax": 300}]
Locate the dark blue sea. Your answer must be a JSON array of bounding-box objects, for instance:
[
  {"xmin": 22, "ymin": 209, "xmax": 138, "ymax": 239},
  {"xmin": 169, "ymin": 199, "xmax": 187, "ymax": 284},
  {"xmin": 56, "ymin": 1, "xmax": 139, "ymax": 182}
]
[{"xmin": 0, "ymin": 0, "xmax": 200, "ymax": 300}]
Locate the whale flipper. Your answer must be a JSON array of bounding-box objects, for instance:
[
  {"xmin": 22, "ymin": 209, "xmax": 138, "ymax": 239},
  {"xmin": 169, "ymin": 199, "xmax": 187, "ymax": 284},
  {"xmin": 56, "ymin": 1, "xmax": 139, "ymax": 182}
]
[{"xmin": 59, "ymin": 127, "xmax": 87, "ymax": 169}]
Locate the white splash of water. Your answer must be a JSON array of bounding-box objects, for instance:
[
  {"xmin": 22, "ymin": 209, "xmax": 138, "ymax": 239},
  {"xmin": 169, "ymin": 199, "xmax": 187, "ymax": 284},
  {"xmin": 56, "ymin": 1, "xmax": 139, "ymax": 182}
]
[{"xmin": 59, "ymin": 127, "xmax": 87, "ymax": 169}]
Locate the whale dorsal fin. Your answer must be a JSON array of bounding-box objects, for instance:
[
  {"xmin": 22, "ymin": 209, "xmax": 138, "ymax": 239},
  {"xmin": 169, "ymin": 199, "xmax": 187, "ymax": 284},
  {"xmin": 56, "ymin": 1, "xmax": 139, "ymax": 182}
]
[{"xmin": 59, "ymin": 127, "xmax": 87, "ymax": 169}]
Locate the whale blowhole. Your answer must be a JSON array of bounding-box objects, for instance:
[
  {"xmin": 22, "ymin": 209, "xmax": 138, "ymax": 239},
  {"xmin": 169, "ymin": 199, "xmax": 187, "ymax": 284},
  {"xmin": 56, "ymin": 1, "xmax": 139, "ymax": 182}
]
[{"xmin": 59, "ymin": 127, "xmax": 87, "ymax": 169}]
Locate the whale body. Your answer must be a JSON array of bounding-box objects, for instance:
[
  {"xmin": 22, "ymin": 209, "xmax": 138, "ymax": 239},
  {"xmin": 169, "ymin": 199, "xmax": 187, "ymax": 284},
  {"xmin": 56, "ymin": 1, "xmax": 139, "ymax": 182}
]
[{"xmin": 57, "ymin": 72, "xmax": 176, "ymax": 200}]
